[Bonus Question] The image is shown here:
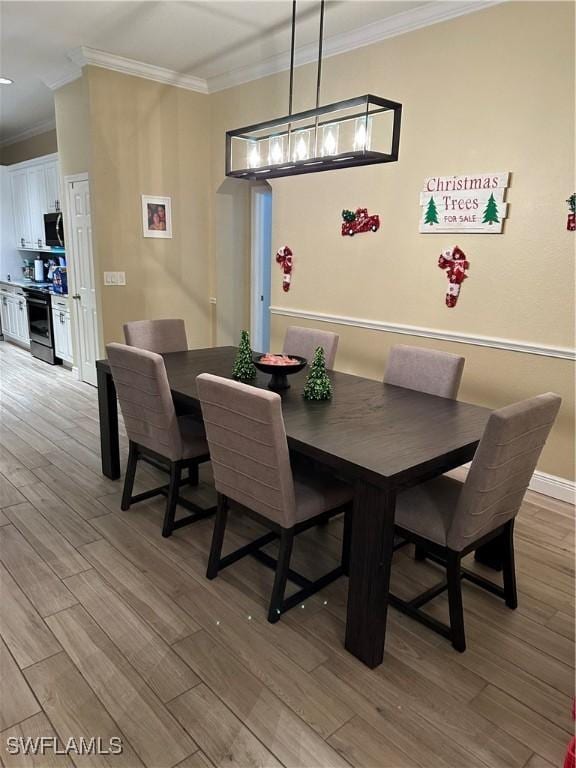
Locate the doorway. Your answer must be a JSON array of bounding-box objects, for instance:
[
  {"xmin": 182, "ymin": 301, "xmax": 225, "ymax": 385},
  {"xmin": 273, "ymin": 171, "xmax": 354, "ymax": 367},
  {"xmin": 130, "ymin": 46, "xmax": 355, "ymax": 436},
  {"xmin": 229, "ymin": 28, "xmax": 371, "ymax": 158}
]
[
  {"xmin": 250, "ymin": 183, "xmax": 272, "ymax": 353},
  {"xmin": 65, "ymin": 174, "xmax": 100, "ymax": 386}
]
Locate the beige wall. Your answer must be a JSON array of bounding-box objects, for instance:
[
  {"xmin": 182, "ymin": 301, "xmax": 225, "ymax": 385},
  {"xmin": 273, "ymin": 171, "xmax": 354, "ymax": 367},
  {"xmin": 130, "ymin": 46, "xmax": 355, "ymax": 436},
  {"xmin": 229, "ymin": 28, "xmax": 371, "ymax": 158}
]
[
  {"xmin": 54, "ymin": 77, "xmax": 91, "ymax": 178},
  {"xmin": 210, "ymin": 1, "xmax": 575, "ymax": 480},
  {"xmin": 0, "ymin": 129, "xmax": 58, "ymax": 165}
]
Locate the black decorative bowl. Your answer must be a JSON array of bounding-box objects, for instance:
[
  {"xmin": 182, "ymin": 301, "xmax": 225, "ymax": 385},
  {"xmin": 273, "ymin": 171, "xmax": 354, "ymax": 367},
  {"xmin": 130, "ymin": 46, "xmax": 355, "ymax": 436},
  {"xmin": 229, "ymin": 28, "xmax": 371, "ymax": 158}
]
[{"xmin": 254, "ymin": 354, "xmax": 307, "ymax": 390}]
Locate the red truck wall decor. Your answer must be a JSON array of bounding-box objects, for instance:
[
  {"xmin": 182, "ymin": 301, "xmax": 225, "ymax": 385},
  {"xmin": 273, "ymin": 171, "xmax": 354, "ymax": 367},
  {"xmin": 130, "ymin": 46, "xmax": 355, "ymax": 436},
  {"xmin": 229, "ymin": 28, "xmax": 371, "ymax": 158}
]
[{"xmin": 341, "ymin": 208, "xmax": 380, "ymax": 237}]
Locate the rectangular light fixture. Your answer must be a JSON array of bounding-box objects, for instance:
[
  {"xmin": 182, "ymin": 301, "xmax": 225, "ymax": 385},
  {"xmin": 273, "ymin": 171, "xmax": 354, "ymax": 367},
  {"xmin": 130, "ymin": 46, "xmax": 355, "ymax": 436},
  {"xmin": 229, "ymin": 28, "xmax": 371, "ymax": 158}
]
[{"xmin": 226, "ymin": 94, "xmax": 402, "ymax": 180}]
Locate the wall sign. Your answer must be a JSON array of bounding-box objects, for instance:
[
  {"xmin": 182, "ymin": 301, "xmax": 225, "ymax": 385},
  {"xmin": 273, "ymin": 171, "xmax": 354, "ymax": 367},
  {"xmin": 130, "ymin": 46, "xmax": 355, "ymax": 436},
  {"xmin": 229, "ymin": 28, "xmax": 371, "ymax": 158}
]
[{"xmin": 419, "ymin": 173, "xmax": 509, "ymax": 234}]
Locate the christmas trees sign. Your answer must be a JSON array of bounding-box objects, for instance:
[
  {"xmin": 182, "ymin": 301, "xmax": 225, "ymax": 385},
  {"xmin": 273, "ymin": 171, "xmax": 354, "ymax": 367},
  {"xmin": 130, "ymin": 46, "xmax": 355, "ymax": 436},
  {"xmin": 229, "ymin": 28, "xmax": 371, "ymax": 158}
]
[
  {"xmin": 303, "ymin": 347, "xmax": 332, "ymax": 401},
  {"xmin": 419, "ymin": 172, "xmax": 509, "ymax": 233}
]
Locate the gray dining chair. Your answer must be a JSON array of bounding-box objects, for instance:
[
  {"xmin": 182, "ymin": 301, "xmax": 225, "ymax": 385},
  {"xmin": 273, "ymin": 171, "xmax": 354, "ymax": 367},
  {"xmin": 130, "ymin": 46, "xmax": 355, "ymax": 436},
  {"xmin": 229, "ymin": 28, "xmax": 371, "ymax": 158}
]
[
  {"xmin": 390, "ymin": 392, "xmax": 561, "ymax": 651},
  {"xmin": 107, "ymin": 343, "xmax": 214, "ymax": 537},
  {"xmin": 196, "ymin": 372, "xmax": 353, "ymax": 622},
  {"xmin": 123, "ymin": 318, "xmax": 188, "ymax": 354},
  {"xmin": 384, "ymin": 344, "xmax": 465, "ymax": 399},
  {"xmin": 282, "ymin": 326, "xmax": 339, "ymax": 370}
]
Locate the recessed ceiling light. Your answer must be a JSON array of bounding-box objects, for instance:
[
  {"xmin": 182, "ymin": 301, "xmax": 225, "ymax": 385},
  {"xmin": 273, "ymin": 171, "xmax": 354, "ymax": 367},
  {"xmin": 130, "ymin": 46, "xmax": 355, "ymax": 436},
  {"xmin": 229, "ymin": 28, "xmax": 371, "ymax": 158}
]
[{"xmin": 0, "ymin": 77, "xmax": 13, "ymax": 85}]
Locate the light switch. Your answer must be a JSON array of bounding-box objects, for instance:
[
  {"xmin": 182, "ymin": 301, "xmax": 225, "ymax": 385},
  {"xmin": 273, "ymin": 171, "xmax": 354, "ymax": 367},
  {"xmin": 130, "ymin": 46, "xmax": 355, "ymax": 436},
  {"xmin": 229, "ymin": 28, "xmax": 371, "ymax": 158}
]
[
  {"xmin": 104, "ymin": 272, "xmax": 126, "ymax": 285},
  {"xmin": 104, "ymin": 272, "xmax": 114, "ymax": 285},
  {"xmin": 116, "ymin": 272, "xmax": 126, "ymax": 285}
]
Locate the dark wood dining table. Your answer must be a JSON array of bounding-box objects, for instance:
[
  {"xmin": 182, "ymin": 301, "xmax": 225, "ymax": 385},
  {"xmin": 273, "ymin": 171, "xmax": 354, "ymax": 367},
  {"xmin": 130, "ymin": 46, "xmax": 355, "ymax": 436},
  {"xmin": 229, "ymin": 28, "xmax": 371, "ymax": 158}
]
[{"xmin": 96, "ymin": 345, "xmax": 492, "ymax": 668}]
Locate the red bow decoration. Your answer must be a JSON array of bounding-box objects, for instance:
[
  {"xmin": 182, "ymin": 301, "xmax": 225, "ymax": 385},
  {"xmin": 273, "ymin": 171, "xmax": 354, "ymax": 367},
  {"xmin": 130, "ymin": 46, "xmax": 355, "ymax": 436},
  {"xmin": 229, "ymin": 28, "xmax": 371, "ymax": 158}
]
[
  {"xmin": 438, "ymin": 246, "xmax": 469, "ymax": 308},
  {"xmin": 276, "ymin": 246, "xmax": 293, "ymax": 292}
]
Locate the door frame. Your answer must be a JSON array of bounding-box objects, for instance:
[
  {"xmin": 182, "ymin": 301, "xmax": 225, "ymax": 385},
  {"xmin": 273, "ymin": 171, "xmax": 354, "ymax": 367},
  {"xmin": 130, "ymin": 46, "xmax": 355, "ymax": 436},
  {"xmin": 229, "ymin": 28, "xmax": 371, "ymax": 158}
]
[
  {"xmin": 63, "ymin": 172, "xmax": 102, "ymax": 383},
  {"xmin": 250, "ymin": 183, "xmax": 272, "ymax": 353}
]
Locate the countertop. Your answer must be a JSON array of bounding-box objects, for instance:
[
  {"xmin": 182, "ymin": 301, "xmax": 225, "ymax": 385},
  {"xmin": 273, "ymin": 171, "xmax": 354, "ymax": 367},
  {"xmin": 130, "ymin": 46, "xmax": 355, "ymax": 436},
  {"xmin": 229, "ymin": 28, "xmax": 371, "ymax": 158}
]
[{"xmin": 0, "ymin": 279, "xmax": 68, "ymax": 297}]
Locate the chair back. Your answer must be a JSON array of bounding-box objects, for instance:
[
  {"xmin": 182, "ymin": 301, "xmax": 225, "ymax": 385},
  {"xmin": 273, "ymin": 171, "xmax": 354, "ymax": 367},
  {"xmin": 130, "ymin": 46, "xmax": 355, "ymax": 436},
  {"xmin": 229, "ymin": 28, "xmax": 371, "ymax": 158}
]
[
  {"xmin": 107, "ymin": 343, "xmax": 183, "ymax": 461},
  {"xmin": 384, "ymin": 345, "xmax": 464, "ymax": 399},
  {"xmin": 283, "ymin": 326, "xmax": 339, "ymax": 370},
  {"xmin": 448, "ymin": 393, "xmax": 561, "ymax": 550},
  {"xmin": 123, "ymin": 319, "xmax": 188, "ymax": 354},
  {"xmin": 196, "ymin": 373, "xmax": 297, "ymax": 527}
]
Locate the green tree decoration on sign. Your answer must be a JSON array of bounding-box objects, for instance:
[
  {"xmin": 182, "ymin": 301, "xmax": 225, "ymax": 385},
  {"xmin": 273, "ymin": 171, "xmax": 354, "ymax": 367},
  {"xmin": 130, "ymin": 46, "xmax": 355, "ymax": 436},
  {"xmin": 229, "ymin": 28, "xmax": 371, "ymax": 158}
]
[
  {"xmin": 482, "ymin": 193, "xmax": 500, "ymax": 225},
  {"xmin": 303, "ymin": 346, "xmax": 332, "ymax": 401},
  {"xmin": 232, "ymin": 330, "xmax": 257, "ymax": 381},
  {"xmin": 424, "ymin": 197, "xmax": 439, "ymax": 225}
]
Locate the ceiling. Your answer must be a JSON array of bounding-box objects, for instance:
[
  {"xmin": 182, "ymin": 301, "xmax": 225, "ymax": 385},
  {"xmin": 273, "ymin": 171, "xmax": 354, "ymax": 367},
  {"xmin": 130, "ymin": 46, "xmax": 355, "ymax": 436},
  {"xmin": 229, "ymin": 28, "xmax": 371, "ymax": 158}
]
[{"xmin": 0, "ymin": 0, "xmax": 492, "ymax": 144}]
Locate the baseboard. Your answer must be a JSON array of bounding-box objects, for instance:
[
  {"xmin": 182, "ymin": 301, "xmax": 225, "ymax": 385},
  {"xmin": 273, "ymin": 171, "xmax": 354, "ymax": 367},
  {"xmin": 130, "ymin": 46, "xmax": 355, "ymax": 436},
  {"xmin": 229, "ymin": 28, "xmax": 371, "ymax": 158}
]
[{"xmin": 448, "ymin": 464, "xmax": 575, "ymax": 505}]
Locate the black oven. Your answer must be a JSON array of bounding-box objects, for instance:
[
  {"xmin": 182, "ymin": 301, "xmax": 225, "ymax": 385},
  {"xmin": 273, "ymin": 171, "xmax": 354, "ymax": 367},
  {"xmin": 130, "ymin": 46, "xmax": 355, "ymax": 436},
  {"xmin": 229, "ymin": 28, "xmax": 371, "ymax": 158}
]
[{"xmin": 24, "ymin": 288, "xmax": 61, "ymax": 365}]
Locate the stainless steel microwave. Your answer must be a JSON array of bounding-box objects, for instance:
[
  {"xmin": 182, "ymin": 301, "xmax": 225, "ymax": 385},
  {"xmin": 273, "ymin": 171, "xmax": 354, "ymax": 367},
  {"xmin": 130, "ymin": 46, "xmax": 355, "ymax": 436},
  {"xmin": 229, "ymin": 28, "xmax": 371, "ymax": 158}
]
[{"xmin": 44, "ymin": 212, "xmax": 64, "ymax": 248}]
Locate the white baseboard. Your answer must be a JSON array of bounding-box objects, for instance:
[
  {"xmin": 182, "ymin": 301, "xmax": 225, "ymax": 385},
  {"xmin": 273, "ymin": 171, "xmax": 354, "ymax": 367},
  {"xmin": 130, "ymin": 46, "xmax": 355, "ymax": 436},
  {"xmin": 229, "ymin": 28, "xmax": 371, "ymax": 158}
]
[{"xmin": 448, "ymin": 464, "xmax": 575, "ymax": 505}]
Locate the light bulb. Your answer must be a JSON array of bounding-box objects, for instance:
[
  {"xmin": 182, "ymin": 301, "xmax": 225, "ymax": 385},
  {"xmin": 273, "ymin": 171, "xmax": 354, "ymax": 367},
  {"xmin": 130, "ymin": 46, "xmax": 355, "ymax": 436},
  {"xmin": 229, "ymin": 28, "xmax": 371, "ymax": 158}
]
[
  {"xmin": 355, "ymin": 122, "xmax": 367, "ymax": 150},
  {"xmin": 295, "ymin": 136, "xmax": 308, "ymax": 161},
  {"xmin": 248, "ymin": 144, "xmax": 260, "ymax": 168},
  {"xmin": 323, "ymin": 128, "xmax": 337, "ymax": 156},
  {"xmin": 270, "ymin": 138, "xmax": 283, "ymax": 165}
]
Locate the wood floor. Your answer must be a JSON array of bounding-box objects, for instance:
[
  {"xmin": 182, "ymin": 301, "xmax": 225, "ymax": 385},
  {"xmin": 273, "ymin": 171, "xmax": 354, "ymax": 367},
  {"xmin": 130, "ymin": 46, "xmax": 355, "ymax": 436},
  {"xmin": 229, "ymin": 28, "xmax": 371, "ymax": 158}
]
[{"xmin": 0, "ymin": 340, "xmax": 573, "ymax": 768}]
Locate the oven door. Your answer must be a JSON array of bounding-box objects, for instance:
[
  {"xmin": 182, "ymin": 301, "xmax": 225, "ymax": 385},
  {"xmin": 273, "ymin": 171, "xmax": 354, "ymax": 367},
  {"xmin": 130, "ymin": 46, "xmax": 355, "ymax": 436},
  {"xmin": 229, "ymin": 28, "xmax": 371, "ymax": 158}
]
[{"xmin": 27, "ymin": 296, "xmax": 53, "ymax": 347}]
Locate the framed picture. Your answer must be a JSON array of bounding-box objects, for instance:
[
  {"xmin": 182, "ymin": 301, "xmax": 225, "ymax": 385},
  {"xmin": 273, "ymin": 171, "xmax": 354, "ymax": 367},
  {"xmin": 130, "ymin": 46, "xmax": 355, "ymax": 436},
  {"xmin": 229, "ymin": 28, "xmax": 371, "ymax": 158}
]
[{"xmin": 142, "ymin": 195, "xmax": 172, "ymax": 238}]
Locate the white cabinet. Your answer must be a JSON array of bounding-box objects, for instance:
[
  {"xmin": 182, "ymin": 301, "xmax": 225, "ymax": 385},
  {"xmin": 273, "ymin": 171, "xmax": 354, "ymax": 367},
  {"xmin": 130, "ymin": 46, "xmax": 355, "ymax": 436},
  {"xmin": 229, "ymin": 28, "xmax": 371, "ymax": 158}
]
[
  {"xmin": 44, "ymin": 161, "xmax": 61, "ymax": 213},
  {"xmin": 0, "ymin": 287, "xmax": 29, "ymax": 346},
  {"xmin": 8, "ymin": 155, "xmax": 61, "ymax": 250},
  {"xmin": 51, "ymin": 297, "xmax": 73, "ymax": 363},
  {"xmin": 10, "ymin": 169, "xmax": 32, "ymax": 248}
]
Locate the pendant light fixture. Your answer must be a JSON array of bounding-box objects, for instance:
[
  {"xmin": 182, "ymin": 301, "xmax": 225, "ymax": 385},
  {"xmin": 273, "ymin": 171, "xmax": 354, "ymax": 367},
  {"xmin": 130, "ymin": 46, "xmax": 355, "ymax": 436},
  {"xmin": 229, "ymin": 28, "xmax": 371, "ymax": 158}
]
[{"xmin": 225, "ymin": 1, "xmax": 402, "ymax": 180}]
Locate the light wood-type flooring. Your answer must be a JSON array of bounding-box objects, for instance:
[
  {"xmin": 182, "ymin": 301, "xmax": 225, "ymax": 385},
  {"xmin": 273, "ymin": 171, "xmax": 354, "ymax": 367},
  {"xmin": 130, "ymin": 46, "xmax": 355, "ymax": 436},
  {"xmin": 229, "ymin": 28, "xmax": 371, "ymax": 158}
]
[{"xmin": 0, "ymin": 340, "xmax": 574, "ymax": 768}]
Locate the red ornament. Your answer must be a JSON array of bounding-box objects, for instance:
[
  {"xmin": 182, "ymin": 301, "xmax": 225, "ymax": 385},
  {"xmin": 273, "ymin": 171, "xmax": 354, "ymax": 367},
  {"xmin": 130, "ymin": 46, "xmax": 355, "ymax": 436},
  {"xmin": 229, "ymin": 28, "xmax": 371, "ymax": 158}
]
[
  {"xmin": 341, "ymin": 208, "xmax": 380, "ymax": 236},
  {"xmin": 438, "ymin": 246, "xmax": 469, "ymax": 308},
  {"xmin": 275, "ymin": 246, "xmax": 293, "ymax": 292}
]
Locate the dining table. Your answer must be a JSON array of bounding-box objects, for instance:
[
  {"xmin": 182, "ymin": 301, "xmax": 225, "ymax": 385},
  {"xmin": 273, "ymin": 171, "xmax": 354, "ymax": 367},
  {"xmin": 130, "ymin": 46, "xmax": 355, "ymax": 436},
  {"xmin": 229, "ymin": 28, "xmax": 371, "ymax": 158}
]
[{"xmin": 96, "ymin": 345, "xmax": 494, "ymax": 668}]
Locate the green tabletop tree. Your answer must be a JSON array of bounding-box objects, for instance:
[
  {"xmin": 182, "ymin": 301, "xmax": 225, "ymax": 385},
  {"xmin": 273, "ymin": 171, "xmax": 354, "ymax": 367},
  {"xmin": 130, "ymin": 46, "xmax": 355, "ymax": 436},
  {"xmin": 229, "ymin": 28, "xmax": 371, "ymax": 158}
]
[
  {"xmin": 303, "ymin": 346, "xmax": 332, "ymax": 401},
  {"xmin": 232, "ymin": 330, "xmax": 256, "ymax": 381}
]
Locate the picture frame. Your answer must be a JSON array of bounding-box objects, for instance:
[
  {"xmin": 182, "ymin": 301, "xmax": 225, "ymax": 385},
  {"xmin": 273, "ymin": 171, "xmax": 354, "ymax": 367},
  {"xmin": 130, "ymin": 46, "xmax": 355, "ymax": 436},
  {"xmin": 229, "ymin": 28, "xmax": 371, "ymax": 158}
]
[{"xmin": 142, "ymin": 195, "xmax": 172, "ymax": 238}]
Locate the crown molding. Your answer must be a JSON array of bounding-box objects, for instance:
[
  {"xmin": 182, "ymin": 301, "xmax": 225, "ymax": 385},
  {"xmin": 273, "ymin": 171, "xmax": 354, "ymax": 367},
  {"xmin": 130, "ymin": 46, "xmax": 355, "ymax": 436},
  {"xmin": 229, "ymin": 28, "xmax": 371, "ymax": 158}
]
[
  {"xmin": 0, "ymin": 118, "xmax": 56, "ymax": 148},
  {"xmin": 207, "ymin": 0, "xmax": 504, "ymax": 92},
  {"xmin": 38, "ymin": 1, "xmax": 503, "ymax": 99},
  {"xmin": 67, "ymin": 46, "xmax": 209, "ymax": 94}
]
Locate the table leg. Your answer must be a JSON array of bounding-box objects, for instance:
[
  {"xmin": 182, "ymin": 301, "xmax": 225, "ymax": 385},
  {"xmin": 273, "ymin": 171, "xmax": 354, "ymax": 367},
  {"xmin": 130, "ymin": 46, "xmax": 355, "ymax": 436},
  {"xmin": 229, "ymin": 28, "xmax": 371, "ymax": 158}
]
[
  {"xmin": 345, "ymin": 482, "xmax": 396, "ymax": 668},
  {"xmin": 97, "ymin": 367, "xmax": 120, "ymax": 480}
]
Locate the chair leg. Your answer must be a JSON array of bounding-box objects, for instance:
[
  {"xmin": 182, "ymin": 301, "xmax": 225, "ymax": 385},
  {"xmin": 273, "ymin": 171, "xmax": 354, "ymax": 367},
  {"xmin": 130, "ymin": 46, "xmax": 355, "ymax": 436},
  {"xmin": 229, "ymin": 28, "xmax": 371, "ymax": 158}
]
[
  {"xmin": 446, "ymin": 550, "xmax": 466, "ymax": 652},
  {"xmin": 342, "ymin": 505, "xmax": 352, "ymax": 576},
  {"xmin": 414, "ymin": 544, "xmax": 427, "ymax": 562},
  {"xmin": 207, "ymin": 494, "xmax": 228, "ymax": 580},
  {"xmin": 268, "ymin": 528, "xmax": 295, "ymax": 624},
  {"xmin": 162, "ymin": 462, "xmax": 182, "ymax": 538},
  {"xmin": 501, "ymin": 520, "xmax": 518, "ymax": 609},
  {"xmin": 187, "ymin": 462, "xmax": 199, "ymax": 487},
  {"xmin": 121, "ymin": 441, "xmax": 139, "ymax": 511}
]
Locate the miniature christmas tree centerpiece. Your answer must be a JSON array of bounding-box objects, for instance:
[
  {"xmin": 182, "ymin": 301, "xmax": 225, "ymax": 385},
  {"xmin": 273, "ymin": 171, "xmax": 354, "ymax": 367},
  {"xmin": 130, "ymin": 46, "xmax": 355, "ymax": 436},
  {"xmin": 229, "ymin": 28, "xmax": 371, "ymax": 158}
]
[
  {"xmin": 232, "ymin": 330, "xmax": 257, "ymax": 381},
  {"xmin": 303, "ymin": 346, "xmax": 332, "ymax": 401}
]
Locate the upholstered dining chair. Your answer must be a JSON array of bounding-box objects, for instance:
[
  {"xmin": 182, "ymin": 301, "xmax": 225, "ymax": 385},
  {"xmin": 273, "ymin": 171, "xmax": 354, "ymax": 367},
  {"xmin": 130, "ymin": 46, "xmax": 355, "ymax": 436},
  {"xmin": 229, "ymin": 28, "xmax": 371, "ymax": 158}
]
[
  {"xmin": 123, "ymin": 318, "xmax": 188, "ymax": 354},
  {"xmin": 107, "ymin": 343, "xmax": 214, "ymax": 537},
  {"xmin": 384, "ymin": 345, "xmax": 465, "ymax": 399},
  {"xmin": 196, "ymin": 373, "xmax": 353, "ymax": 622},
  {"xmin": 389, "ymin": 392, "xmax": 561, "ymax": 651},
  {"xmin": 283, "ymin": 326, "xmax": 339, "ymax": 370}
]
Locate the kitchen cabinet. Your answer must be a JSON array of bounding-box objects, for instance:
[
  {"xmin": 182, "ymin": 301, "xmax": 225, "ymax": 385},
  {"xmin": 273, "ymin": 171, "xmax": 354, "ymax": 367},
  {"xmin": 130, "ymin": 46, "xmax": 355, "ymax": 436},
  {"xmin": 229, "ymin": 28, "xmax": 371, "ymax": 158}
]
[
  {"xmin": 8, "ymin": 155, "xmax": 61, "ymax": 249},
  {"xmin": 51, "ymin": 296, "xmax": 73, "ymax": 363},
  {"xmin": 0, "ymin": 286, "xmax": 29, "ymax": 346}
]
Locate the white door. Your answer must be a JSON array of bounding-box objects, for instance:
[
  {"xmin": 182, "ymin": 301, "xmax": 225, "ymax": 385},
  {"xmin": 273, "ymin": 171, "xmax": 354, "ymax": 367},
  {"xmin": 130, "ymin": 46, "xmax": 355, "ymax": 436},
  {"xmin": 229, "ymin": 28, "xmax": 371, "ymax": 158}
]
[
  {"xmin": 0, "ymin": 294, "xmax": 10, "ymax": 333},
  {"xmin": 15, "ymin": 296, "xmax": 28, "ymax": 342},
  {"xmin": 66, "ymin": 177, "xmax": 99, "ymax": 386},
  {"xmin": 10, "ymin": 169, "xmax": 32, "ymax": 247},
  {"xmin": 250, "ymin": 184, "xmax": 272, "ymax": 352}
]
